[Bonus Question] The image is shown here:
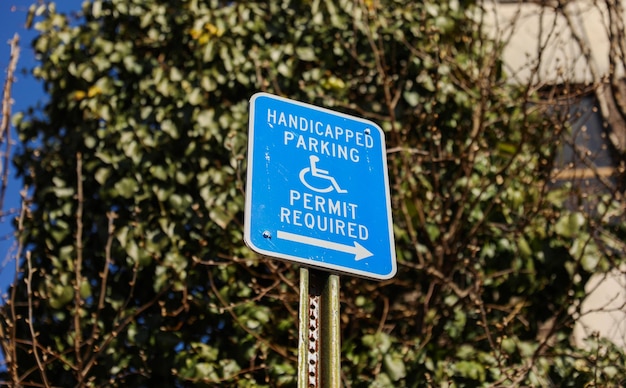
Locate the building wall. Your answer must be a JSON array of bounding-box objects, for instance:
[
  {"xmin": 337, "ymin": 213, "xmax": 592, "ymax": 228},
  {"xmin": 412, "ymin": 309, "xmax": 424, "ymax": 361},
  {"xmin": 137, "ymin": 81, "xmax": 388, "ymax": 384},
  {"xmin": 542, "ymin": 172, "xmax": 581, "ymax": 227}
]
[
  {"xmin": 484, "ymin": 0, "xmax": 626, "ymax": 349},
  {"xmin": 483, "ymin": 0, "xmax": 619, "ymax": 84}
]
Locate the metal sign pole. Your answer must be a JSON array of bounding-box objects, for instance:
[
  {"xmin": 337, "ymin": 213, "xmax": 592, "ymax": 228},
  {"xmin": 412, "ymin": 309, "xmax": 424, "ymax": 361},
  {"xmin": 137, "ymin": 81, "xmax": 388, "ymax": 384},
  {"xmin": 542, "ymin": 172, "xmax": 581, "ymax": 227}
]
[{"xmin": 297, "ymin": 268, "xmax": 341, "ymax": 388}]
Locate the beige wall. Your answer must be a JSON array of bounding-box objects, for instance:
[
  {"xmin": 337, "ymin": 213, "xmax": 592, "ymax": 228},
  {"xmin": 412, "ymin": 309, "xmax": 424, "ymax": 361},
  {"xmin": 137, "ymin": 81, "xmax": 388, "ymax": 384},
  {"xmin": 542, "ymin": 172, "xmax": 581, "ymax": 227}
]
[
  {"xmin": 574, "ymin": 267, "xmax": 626, "ymax": 348},
  {"xmin": 483, "ymin": 0, "xmax": 619, "ymax": 84},
  {"xmin": 485, "ymin": 0, "xmax": 626, "ymax": 348}
]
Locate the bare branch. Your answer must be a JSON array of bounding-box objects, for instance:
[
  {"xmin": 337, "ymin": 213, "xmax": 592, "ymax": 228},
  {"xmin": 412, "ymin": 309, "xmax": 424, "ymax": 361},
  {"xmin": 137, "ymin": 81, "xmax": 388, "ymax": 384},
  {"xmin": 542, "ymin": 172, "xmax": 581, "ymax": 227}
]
[
  {"xmin": 0, "ymin": 34, "xmax": 19, "ymax": 214},
  {"xmin": 25, "ymin": 251, "xmax": 51, "ymax": 388},
  {"xmin": 73, "ymin": 152, "xmax": 85, "ymax": 384}
]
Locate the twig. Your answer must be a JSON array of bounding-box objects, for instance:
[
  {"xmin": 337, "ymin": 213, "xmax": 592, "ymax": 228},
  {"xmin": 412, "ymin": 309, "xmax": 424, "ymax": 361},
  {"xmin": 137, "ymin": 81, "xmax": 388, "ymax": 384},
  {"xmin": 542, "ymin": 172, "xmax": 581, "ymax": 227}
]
[
  {"xmin": 0, "ymin": 187, "xmax": 27, "ymax": 386},
  {"xmin": 0, "ymin": 34, "xmax": 20, "ymax": 213},
  {"xmin": 25, "ymin": 251, "xmax": 51, "ymax": 388},
  {"xmin": 74, "ymin": 152, "xmax": 85, "ymax": 383},
  {"xmin": 0, "ymin": 36, "xmax": 22, "ymax": 384},
  {"xmin": 90, "ymin": 212, "xmax": 116, "ymax": 339}
]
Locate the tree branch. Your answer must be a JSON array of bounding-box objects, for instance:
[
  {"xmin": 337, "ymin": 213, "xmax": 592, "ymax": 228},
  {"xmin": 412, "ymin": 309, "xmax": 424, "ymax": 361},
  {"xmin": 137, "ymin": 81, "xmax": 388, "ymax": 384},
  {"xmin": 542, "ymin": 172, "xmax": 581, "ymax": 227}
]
[{"xmin": 0, "ymin": 34, "xmax": 19, "ymax": 214}]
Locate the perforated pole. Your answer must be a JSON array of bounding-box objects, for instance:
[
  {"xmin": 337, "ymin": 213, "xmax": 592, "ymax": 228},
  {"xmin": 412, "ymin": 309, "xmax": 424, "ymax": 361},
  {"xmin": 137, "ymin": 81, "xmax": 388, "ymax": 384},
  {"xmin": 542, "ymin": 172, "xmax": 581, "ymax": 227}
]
[{"xmin": 297, "ymin": 268, "xmax": 341, "ymax": 388}]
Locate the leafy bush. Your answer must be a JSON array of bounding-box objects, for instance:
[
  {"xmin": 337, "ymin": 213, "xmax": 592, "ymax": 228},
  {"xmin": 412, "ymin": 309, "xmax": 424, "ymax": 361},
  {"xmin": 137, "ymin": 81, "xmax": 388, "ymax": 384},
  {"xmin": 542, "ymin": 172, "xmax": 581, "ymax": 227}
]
[{"xmin": 2, "ymin": 0, "xmax": 625, "ymax": 386}]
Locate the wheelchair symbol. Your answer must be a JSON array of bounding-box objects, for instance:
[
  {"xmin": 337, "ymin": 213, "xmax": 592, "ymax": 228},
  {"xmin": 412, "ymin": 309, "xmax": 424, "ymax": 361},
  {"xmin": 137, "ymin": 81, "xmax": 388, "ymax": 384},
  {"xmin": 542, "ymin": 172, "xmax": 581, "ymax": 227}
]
[{"xmin": 299, "ymin": 155, "xmax": 348, "ymax": 194}]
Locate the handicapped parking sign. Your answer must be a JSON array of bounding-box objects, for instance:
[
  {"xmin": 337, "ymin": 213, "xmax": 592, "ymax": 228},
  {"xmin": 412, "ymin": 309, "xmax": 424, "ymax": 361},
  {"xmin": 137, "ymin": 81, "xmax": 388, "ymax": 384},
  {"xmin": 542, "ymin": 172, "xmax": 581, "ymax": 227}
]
[{"xmin": 244, "ymin": 93, "xmax": 396, "ymax": 280}]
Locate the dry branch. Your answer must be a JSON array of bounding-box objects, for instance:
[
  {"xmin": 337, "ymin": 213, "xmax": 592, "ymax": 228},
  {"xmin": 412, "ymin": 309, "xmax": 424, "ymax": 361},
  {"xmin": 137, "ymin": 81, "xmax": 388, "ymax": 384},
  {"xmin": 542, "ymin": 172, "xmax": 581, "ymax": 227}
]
[{"xmin": 0, "ymin": 34, "xmax": 19, "ymax": 214}]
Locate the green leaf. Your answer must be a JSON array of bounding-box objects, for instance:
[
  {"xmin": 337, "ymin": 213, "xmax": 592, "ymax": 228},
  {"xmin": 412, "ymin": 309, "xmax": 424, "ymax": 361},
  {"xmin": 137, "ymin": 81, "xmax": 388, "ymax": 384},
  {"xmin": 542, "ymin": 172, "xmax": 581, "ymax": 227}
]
[
  {"xmin": 403, "ymin": 90, "xmax": 420, "ymax": 107},
  {"xmin": 209, "ymin": 207, "xmax": 232, "ymax": 229},
  {"xmin": 197, "ymin": 109, "xmax": 215, "ymax": 128},
  {"xmin": 383, "ymin": 353, "xmax": 407, "ymax": 381},
  {"xmin": 169, "ymin": 67, "xmax": 183, "ymax": 82},
  {"xmin": 455, "ymin": 360, "xmax": 486, "ymax": 381},
  {"xmin": 555, "ymin": 212, "xmax": 585, "ymax": 238},
  {"xmin": 161, "ymin": 119, "xmax": 179, "ymax": 139},
  {"xmin": 296, "ymin": 46, "xmax": 316, "ymax": 61},
  {"xmin": 49, "ymin": 284, "xmax": 73, "ymax": 309},
  {"xmin": 362, "ymin": 332, "xmax": 391, "ymax": 355},
  {"xmin": 195, "ymin": 363, "xmax": 218, "ymax": 380},
  {"xmin": 79, "ymin": 279, "xmax": 92, "ymax": 299},
  {"xmin": 114, "ymin": 177, "xmax": 138, "ymax": 198},
  {"xmin": 188, "ymin": 87, "xmax": 203, "ymax": 105}
]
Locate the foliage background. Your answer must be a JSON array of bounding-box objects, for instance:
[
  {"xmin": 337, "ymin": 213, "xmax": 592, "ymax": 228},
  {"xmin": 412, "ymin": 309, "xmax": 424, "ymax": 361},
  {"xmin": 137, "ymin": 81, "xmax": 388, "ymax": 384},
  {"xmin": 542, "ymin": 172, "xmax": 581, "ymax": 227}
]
[{"xmin": 1, "ymin": 0, "xmax": 625, "ymax": 386}]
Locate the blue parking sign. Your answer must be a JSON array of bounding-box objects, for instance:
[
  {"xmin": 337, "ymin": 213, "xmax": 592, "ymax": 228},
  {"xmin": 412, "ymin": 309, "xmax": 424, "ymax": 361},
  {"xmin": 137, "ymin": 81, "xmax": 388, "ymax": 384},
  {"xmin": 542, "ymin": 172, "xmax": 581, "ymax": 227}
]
[{"xmin": 244, "ymin": 93, "xmax": 396, "ymax": 280}]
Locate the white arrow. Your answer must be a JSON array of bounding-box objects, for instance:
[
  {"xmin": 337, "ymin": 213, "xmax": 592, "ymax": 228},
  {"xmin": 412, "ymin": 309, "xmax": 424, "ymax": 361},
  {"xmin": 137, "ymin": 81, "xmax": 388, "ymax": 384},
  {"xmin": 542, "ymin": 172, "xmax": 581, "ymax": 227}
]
[{"xmin": 276, "ymin": 231, "xmax": 373, "ymax": 261}]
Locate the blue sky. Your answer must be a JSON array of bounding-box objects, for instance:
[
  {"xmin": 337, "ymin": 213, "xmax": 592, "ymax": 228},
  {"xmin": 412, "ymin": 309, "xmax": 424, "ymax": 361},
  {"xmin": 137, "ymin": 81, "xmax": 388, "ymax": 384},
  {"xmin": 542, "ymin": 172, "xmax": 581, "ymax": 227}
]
[{"xmin": 0, "ymin": 1, "xmax": 79, "ymax": 298}]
